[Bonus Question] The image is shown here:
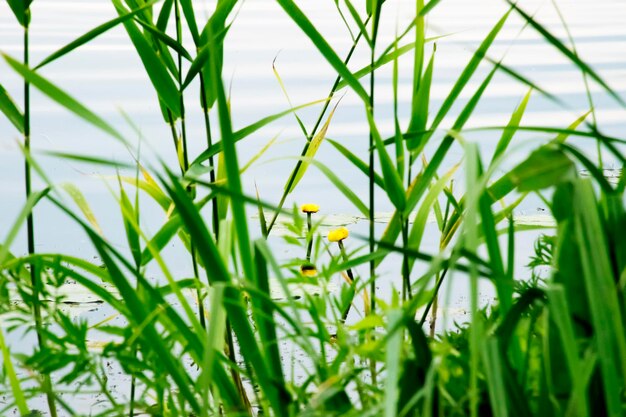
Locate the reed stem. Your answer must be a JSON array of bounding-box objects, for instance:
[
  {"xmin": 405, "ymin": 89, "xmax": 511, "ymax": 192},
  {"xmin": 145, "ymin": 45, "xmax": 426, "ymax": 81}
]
[
  {"xmin": 199, "ymin": 73, "xmax": 220, "ymax": 238},
  {"xmin": 23, "ymin": 20, "xmax": 59, "ymax": 417}
]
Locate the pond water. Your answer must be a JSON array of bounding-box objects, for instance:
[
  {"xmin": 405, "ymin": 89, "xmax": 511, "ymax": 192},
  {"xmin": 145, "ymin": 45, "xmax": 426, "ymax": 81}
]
[{"xmin": 1, "ymin": 0, "xmax": 626, "ymax": 414}]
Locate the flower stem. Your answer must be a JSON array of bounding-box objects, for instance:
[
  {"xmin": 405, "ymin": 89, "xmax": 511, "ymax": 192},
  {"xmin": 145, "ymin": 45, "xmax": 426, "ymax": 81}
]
[
  {"xmin": 306, "ymin": 213, "xmax": 313, "ymax": 262},
  {"xmin": 338, "ymin": 240, "xmax": 355, "ymax": 322}
]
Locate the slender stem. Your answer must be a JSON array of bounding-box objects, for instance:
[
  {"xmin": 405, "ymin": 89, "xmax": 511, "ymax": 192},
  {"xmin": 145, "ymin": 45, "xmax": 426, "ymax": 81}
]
[
  {"xmin": 418, "ymin": 268, "xmax": 449, "ymax": 327},
  {"xmin": 368, "ymin": 11, "xmax": 380, "ymax": 388},
  {"xmin": 166, "ymin": 111, "xmax": 184, "ymax": 175},
  {"xmin": 23, "ymin": 21, "xmax": 59, "ymax": 417},
  {"xmin": 174, "ymin": 0, "xmax": 189, "ymax": 173},
  {"xmin": 338, "ymin": 240, "xmax": 355, "ymax": 322},
  {"xmin": 199, "ymin": 73, "xmax": 220, "ymax": 238},
  {"xmin": 429, "ymin": 273, "xmax": 439, "ymax": 337},
  {"xmin": 306, "ymin": 213, "xmax": 313, "ymax": 262},
  {"xmin": 368, "ymin": 36, "xmax": 376, "ymax": 313},
  {"xmin": 225, "ymin": 321, "xmax": 252, "ymax": 411},
  {"xmin": 266, "ymin": 17, "xmax": 371, "ymax": 234},
  {"xmin": 401, "ymin": 215, "xmax": 411, "ymax": 301},
  {"xmin": 173, "ymin": 0, "xmax": 206, "ymax": 328}
]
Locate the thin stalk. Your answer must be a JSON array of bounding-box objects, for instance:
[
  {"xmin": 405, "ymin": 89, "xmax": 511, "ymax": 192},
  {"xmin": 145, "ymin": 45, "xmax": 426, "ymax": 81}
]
[
  {"xmin": 400, "ymin": 215, "xmax": 412, "ymax": 301},
  {"xmin": 199, "ymin": 73, "xmax": 220, "ymax": 237},
  {"xmin": 418, "ymin": 268, "xmax": 449, "ymax": 327},
  {"xmin": 368, "ymin": 8, "xmax": 380, "ymax": 388},
  {"xmin": 306, "ymin": 212, "xmax": 313, "ymax": 262},
  {"xmin": 174, "ymin": 0, "xmax": 190, "ymax": 173},
  {"xmin": 225, "ymin": 321, "xmax": 252, "ymax": 412},
  {"xmin": 338, "ymin": 240, "xmax": 356, "ymax": 322},
  {"xmin": 173, "ymin": 0, "xmax": 206, "ymax": 327},
  {"xmin": 166, "ymin": 111, "xmax": 185, "ymax": 175},
  {"xmin": 368, "ymin": 25, "xmax": 376, "ymax": 314},
  {"xmin": 23, "ymin": 21, "xmax": 59, "ymax": 417},
  {"xmin": 429, "ymin": 181, "xmax": 452, "ymax": 337},
  {"xmin": 266, "ymin": 16, "xmax": 372, "ymax": 234}
]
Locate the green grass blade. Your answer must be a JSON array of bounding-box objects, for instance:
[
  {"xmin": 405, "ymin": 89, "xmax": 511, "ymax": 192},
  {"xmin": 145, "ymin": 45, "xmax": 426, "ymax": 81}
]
[
  {"xmin": 35, "ymin": 1, "xmax": 156, "ymax": 69},
  {"xmin": 5, "ymin": 0, "xmax": 29, "ymax": 27},
  {"xmin": 490, "ymin": 89, "xmax": 531, "ymax": 164},
  {"xmin": 0, "ymin": 328, "xmax": 29, "ymax": 416},
  {"xmin": 0, "ymin": 188, "xmax": 49, "ymax": 266},
  {"xmin": 286, "ymin": 104, "xmax": 337, "ymax": 194},
  {"xmin": 276, "ymin": 0, "xmax": 369, "ymax": 103},
  {"xmin": 309, "ymin": 159, "xmax": 369, "ymax": 217},
  {"xmin": 406, "ymin": 50, "xmax": 434, "ymax": 150},
  {"xmin": 134, "ymin": 18, "xmax": 193, "ymax": 61},
  {"xmin": 178, "ymin": 0, "xmax": 200, "ymax": 44},
  {"xmin": 481, "ymin": 338, "xmax": 509, "ymax": 417},
  {"xmin": 111, "ymin": 0, "xmax": 181, "ymax": 118},
  {"xmin": 2, "ymin": 54, "xmax": 126, "ymax": 143},
  {"xmin": 429, "ymin": 10, "xmax": 510, "ymax": 135},
  {"xmin": 252, "ymin": 242, "xmax": 286, "ymax": 386},
  {"xmin": 0, "ymin": 82, "xmax": 24, "ymax": 132},
  {"xmin": 327, "ymin": 138, "xmax": 385, "ymax": 188},
  {"xmin": 163, "ymin": 173, "xmax": 290, "ymax": 415},
  {"xmin": 377, "ymin": 67, "xmax": 497, "ymax": 266},
  {"xmin": 61, "ymin": 183, "xmax": 104, "ymax": 236},
  {"xmin": 572, "ymin": 180, "xmax": 626, "ymax": 416},
  {"xmin": 507, "ymin": 1, "xmax": 626, "ymax": 107},
  {"xmin": 367, "ymin": 111, "xmax": 406, "ymax": 212},
  {"xmin": 117, "ymin": 179, "xmax": 142, "ymax": 266},
  {"xmin": 408, "ymin": 163, "xmax": 458, "ymax": 269},
  {"xmin": 190, "ymin": 98, "xmax": 325, "ymax": 168},
  {"xmin": 384, "ymin": 309, "xmax": 404, "ymax": 417}
]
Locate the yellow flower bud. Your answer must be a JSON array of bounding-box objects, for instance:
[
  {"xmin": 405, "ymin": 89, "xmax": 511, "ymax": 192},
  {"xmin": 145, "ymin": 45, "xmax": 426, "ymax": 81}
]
[
  {"xmin": 301, "ymin": 204, "xmax": 320, "ymax": 214},
  {"xmin": 328, "ymin": 227, "xmax": 349, "ymax": 242},
  {"xmin": 300, "ymin": 264, "xmax": 318, "ymax": 277}
]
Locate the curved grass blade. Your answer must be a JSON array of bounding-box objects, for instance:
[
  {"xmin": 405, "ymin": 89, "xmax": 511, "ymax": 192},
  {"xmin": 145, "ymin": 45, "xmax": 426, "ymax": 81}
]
[
  {"xmin": 0, "ymin": 329, "xmax": 29, "ymax": 416},
  {"xmin": 3, "ymin": 54, "xmax": 126, "ymax": 143},
  {"xmin": 190, "ymin": 98, "xmax": 326, "ymax": 167},
  {"xmin": 309, "ymin": 159, "xmax": 369, "ymax": 217},
  {"xmin": 162, "ymin": 172, "xmax": 290, "ymax": 416},
  {"xmin": 427, "ymin": 10, "xmax": 511, "ymax": 141},
  {"xmin": 376, "ymin": 67, "xmax": 497, "ymax": 266},
  {"xmin": 286, "ymin": 103, "xmax": 338, "ymax": 194},
  {"xmin": 507, "ymin": 0, "xmax": 626, "ymax": 107},
  {"xmin": 273, "ymin": 57, "xmax": 308, "ymax": 137},
  {"xmin": 111, "ymin": 0, "xmax": 181, "ymax": 118},
  {"xmin": 406, "ymin": 50, "xmax": 434, "ymax": 150},
  {"xmin": 6, "ymin": 0, "xmax": 29, "ymax": 27},
  {"xmin": 490, "ymin": 88, "xmax": 531, "ymax": 164},
  {"xmin": 276, "ymin": 0, "xmax": 369, "ymax": 103},
  {"xmin": 327, "ymin": 138, "xmax": 385, "ymax": 188},
  {"xmin": 61, "ymin": 183, "xmax": 104, "ymax": 236},
  {"xmin": 135, "ymin": 18, "xmax": 193, "ymax": 61},
  {"xmin": 367, "ymin": 111, "xmax": 406, "ymax": 212},
  {"xmin": 35, "ymin": 1, "xmax": 157, "ymax": 69},
  {"xmin": 0, "ymin": 82, "xmax": 24, "ymax": 133}
]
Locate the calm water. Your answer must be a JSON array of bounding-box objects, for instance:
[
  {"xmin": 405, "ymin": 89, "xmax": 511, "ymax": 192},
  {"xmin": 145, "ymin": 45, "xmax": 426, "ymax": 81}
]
[{"xmin": 1, "ymin": 0, "xmax": 626, "ymax": 413}]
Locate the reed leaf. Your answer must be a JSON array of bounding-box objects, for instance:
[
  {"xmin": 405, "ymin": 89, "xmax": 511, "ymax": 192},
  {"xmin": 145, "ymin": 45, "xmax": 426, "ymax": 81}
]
[
  {"xmin": 2, "ymin": 54, "xmax": 126, "ymax": 143},
  {"xmin": 0, "ymin": 82, "xmax": 24, "ymax": 133}
]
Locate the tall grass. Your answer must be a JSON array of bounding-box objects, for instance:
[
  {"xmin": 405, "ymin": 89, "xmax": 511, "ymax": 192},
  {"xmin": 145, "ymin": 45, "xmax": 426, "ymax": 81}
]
[{"xmin": 1, "ymin": 0, "xmax": 625, "ymax": 416}]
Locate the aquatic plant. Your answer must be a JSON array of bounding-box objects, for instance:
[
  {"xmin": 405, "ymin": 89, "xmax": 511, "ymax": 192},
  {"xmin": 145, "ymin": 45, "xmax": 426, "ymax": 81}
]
[{"xmin": 0, "ymin": 0, "xmax": 625, "ymax": 416}]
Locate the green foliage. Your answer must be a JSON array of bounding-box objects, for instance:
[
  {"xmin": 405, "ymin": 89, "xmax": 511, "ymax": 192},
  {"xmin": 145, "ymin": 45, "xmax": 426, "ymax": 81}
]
[{"xmin": 1, "ymin": 0, "xmax": 625, "ymax": 416}]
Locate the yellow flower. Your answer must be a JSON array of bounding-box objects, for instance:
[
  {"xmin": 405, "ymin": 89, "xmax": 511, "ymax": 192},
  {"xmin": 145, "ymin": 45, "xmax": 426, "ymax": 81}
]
[
  {"xmin": 328, "ymin": 227, "xmax": 349, "ymax": 242},
  {"xmin": 300, "ymin": 264, "xmax": 318, "ymax": 277},
  {"xmin": 301, "ymin": 203, "xmax": 320, "ymax": 214}
]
